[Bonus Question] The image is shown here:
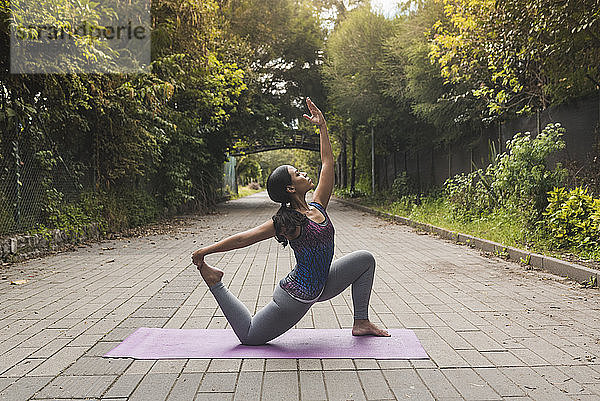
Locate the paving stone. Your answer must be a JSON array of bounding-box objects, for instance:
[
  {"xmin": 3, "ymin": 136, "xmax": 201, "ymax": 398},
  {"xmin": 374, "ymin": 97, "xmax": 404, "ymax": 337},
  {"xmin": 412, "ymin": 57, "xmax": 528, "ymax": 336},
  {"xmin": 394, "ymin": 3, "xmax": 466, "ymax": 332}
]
[
  {"xmin": 128, "ymin": 373, "xmax": 178, "ymax": 401},
  {"xmin": 27, "ymin": 338, "xmax": 71, "ymax": 359},
  {"xmin": 353, "ymin": 359, "xmax": 379, "ymax": 370},
  {"xmin": 239, "ymin": 359, "xmax": 264, "ymax": 372},
  {"xmin": 166, "ymin": 373, "xmax": 202, "ymax": 401},
  {"xmin": 263, "ymin": 358, "xmax": 296, "ymax": 371},
  {"xmin": 103, "ymin": 374, "xmax": 144, "ymax": 398},
  {"xmin": 198, "ymin": 372, "xmax": 237, "ymax": 393},
  {"xmin": 149, "ymin": 359, "xmax": 186, "ymax": 374},
  {"xmin": 501, "ymin": 366, "xmax": 572, "ymax": 400},
  {"xmin": 323, "ymin": 370, "xmax": 366, "ymax": 401},
  {"xmin": 83, "ymin": 340, "xmax": 121, "ymax": 357},
  {"xmin": 442, "ymin": 368, "xmax": 502, "ymax": 400},
  {"xmin": 358, "ymin": 370, "xmax": 393, "ymax": 400},
  {"xmin": 298, "ymin": 358, "xmax": 321, "ymax": 371},
  {"xmin": 474, "ymin": 367, "xmax": 527, "ymax": 397},
  {"xmin": 261, "ymin": 371, "xmax": 299, "ymax": 400},
  {"xmin": 416, "ymin": 368, "xmax": 462, "ymax": 399},
  {"xmin": 0, "ymin": 376, "xmax": 53, "ymax": 401},
  {"xmin": 456, "ymin": 349, "xmax": 494, "ymax": 367},
  {"xmin": 0, "ymin": 377, "xmax": 17, "ymax": 393},
  {"xmin": 195, "ymin": 393, "xmax": 233, "ymax": 401},
  {"xmin": 124, "ymin": 360, "xmax": 155, "ymax": 375},
  {"xmin": 299, "ymin": 371, "xmax": 326, "ymax": 401},
  {"xmin": 0, "ymin": 347, "xmax": 35, "ymax": 375},
  {"xmin": 63, "ymin": 356, "xmax": 130, "ymax": 375},
  {"xmin": 202, "ymin": 359, "xmax": 240, "ymax": 373},
  {"xmin": 234, "ymin": 371, "xmax": 263, "ymax": 401},
  {"xmin": 28, "ymin": 346, "xmax": 88, "ymax": 376},
  {"xmin": 35, "ymin": 375, "xmax": 116, "ymax": 398},
  {"xmin": 321, "ymin": 358, "xmax": 355, "ymax": 371},
  {"xmin": 382, "ymin": 369, "xmax": 434, "ymax": 400},
  {"xmin": 377, "ymin": 359, "xmax": 412, "ymax": 369},
  {"xmin": 483, "ymin": 350, "xmax": 525, "ymax": 367}
]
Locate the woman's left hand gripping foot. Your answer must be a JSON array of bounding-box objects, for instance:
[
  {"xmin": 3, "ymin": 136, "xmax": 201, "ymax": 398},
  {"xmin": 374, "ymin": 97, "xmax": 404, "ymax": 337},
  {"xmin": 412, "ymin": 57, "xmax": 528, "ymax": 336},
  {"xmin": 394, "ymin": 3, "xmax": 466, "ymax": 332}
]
[{"xmin": 352, "ymin": 319, "xmax": 391, "ymax": 337}]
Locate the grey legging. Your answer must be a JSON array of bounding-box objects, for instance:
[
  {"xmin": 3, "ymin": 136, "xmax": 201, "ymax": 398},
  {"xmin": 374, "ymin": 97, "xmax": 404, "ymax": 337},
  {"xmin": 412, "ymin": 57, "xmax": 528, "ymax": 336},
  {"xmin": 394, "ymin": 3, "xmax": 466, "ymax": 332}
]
[{"xmin": 208, "ymin": 249, "xmax": 376, "ymax": 345}]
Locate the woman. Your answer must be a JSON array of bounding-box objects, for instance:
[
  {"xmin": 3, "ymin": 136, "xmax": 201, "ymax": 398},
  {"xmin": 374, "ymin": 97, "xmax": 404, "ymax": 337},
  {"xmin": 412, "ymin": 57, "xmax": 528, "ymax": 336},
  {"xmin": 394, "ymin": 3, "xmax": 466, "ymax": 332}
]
[{"xmin": 191, "ymin": 97, "xmax": 389, "ymax": 345}]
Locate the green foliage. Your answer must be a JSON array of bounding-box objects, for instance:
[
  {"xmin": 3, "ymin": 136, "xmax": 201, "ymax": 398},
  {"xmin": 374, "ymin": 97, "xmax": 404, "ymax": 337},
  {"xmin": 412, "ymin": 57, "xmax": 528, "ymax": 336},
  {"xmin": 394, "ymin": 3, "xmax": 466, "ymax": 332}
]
[
  {"xmin": 430, "ymin": 0, "xmax": 600, "ymax": 117},
  {"xmin": 544, "ymin": 187, "xmax": 600, "ymax": 250},
  {"xmin": 391, "ymin": 172, "xmax": 417, "ymax": 198},
  {"xmin": 0, "ymin": 0, "xmax": 255, "ymax": 237},
  {"xmin": 380, "ymin": 1, "xmax": 481, "ymax": 146},
  {"xmin": 444, "ymin": 171, "xmax": 492, "ymax": 221},
  {"xmin": 489, "ymin": 123, "xmax": 567, "ymax": 216},
  {"xmin": 444, "ymin": 123, "xmax": 567, "ymax": 223},
  {"xmin": 224, "ymin": 0, "xmax": 327, "ymax": 145},
  {"xmin": 236, "ymin": 156, "xmax": 263, "ymax": 186},
  {"xmin": 324, "ymin": 6, "xmax": 393, "ymax": 125},
  {"xmin": 335, "ymin": 187, "xmax": 368, "ymax": 198}
]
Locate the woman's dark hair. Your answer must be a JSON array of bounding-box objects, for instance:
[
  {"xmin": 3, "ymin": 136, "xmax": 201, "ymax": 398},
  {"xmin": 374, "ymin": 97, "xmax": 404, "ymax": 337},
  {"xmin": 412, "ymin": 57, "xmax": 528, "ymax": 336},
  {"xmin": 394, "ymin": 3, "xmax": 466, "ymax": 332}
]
[{"xmin": 267, "ymin": 165, "xmax": 308, "ymax": 247}]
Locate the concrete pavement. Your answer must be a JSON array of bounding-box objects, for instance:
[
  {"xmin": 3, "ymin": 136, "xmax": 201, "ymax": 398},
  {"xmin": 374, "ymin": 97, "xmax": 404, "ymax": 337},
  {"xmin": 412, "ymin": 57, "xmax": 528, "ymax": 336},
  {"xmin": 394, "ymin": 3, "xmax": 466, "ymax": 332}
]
[{"xmin": 0, "ymin": 191, "xmax": 599, "ymax": 400}]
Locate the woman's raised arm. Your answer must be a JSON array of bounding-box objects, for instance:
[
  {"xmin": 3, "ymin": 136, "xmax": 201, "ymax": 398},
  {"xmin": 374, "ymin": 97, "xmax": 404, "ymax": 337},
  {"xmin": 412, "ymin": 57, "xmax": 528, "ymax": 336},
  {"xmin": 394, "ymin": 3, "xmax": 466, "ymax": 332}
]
[
  {"xmin": 192, "ymin": 219, "xmax": 276, "ymax": 266},
  {"xmin": 303, "ymin": 98, "xmax": 334, "ymax": 209}
]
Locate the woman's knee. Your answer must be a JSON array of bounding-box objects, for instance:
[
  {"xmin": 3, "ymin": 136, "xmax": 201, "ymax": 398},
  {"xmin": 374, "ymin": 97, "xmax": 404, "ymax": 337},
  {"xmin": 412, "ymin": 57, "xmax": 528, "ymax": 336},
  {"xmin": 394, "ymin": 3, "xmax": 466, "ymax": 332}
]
[
  {"xmin": 240, "ymin": 337, "xmax": 266, "ymax": 346},
  {"xmin": 353, "ymin": 249, "xmax": 375, "ymax": 269}
]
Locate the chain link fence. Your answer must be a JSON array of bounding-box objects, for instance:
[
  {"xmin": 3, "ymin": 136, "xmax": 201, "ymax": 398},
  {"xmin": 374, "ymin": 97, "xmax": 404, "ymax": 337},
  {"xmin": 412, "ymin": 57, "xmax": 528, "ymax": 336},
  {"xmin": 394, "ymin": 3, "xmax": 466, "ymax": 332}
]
[
  {"xmin": 0, "ymin": 126, "xmax": 87, "ymax": 236},
  {"xmin": 1, "ymin": 126, "xmax": 238, "ymax": 236}
]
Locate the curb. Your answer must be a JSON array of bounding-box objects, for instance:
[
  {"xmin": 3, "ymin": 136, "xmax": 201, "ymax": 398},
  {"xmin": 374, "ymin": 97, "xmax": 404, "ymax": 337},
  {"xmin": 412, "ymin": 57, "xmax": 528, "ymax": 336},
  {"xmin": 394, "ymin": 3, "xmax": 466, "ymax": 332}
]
[{"xmin": 335, "ymin": 197, "xmax": 599, "ymax": 285}]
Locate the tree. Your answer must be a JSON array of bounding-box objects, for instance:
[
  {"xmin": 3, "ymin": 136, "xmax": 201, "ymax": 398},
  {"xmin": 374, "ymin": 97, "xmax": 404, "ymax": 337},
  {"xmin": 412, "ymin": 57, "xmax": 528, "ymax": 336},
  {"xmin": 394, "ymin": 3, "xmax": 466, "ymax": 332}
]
[
  {"xmin": 222, "ymin": 0, "xmax": 327, "ymax": 147},
  {"xmin": 323, "ymin": 5, "xmax": 394, "ymax": 191},
  {"xmin": 380, "ymin": 0, "xmax": 483, "ymax": 151},
  {"xmin": 430, "ymin": 0, "xmax": 600, "ymax": 118}
]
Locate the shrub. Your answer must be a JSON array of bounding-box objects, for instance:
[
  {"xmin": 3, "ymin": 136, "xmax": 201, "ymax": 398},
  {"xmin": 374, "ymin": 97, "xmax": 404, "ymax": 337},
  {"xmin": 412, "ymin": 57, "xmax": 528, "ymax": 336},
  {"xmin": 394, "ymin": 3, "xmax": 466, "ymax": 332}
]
[
  {"xmin": 444, "ymin": 171, "xmax": 493, "ymax": 221},
  {"xmin": 543, "ymin": 186, "xmax": 600, "ymax": 249},
  {"xmin": 444, "ymin": 123, "xmax": 567, "ymax": 224},
  {"xmin": 490, "ymin": 123, "xmax": 567, "ymax": 217},
  {"xmin": 391, "ymin": 172, "xmax": 416, "ymax": 198},
  {"xmin": 336, "ymin": 187, "xmax": 368, "ymax": 198}
]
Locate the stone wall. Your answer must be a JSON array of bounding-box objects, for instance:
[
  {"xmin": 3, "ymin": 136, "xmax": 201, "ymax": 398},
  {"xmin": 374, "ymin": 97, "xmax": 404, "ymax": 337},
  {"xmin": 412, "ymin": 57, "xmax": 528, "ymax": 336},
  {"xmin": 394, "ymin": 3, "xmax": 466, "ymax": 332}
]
[{"xmin": 0, "ymin": 223, "xmax": 101, "ymax": 263}]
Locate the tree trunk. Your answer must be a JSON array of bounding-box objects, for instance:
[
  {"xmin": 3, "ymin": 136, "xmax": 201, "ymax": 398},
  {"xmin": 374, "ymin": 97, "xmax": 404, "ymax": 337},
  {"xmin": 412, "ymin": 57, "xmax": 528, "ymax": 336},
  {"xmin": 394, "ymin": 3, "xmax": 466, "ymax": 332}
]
[
  {"xmin": 341, "ymin": 128, "xmax": 348, "ymax": 188},
  {"xmin": 350, "ymin": 131, "xmax": 356, "ymax": 192}
]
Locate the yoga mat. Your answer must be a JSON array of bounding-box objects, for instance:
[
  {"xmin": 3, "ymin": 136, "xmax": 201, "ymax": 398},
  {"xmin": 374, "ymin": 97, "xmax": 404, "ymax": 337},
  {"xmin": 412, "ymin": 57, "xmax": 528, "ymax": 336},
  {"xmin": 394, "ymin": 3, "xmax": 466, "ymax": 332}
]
[{"xmin": 104, "ymin": 328, "xmax": 428, "ymax": 359}]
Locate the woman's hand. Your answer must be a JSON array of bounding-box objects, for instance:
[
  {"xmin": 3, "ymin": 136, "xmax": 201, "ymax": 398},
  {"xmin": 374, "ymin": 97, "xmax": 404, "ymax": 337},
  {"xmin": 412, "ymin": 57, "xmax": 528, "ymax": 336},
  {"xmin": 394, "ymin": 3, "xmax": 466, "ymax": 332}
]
[
  {"xmin": 191, "ymin": 248, "xmax": 206, "ymax": 267},
  {"xmin": 302, "ymin": 97, "xmax": 326, "ymax": 127}
]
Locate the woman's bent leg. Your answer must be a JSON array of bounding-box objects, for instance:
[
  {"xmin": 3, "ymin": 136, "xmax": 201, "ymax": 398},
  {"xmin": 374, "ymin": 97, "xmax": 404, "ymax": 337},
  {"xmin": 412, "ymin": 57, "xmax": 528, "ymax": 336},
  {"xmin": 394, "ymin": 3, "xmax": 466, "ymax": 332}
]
[
  {"xmin": 210, "ymin": 282, "xmax": 311, "ymax": 345},
  {"xmin": 317, "ymin": 250, "xmax": 375, "ymax": 320},
  {"xmin": 209, "ymin": 282, "xmax": 252, "ymax": 342}
]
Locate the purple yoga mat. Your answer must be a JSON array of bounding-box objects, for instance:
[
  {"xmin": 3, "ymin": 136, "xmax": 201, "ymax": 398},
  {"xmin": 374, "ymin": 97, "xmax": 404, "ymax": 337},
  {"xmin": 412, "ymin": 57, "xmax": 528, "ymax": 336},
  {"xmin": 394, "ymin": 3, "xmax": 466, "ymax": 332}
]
[{"xmin": 104, "ymin": 328, "xmax": 428, "ymax": 359}]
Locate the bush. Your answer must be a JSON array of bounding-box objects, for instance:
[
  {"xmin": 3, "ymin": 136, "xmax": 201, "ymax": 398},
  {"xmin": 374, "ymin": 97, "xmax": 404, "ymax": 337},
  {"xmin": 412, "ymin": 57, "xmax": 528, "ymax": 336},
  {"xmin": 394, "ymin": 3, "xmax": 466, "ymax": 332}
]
[
  {"xmin": 390, "ymin": 194, "xmax": 419, "ymax": 215},
  {"xmin": 444, "ymin": 171, "xmax": 493, "ymax": 221},
  {"xmin": 336, "ymin": 187, "xmax": 368, "ymax": 198},
  {"xmin": 391, "ymin": 172, "xmax": 416, "ymax": 198},
  {"xmin": 490, "ymin": 123, "xmax": 567, "ymax": 216},
  {"xmin": 543, "ymin": 186, "xmax": 600, "ymax": 250},
  {"xmin": 444, "ymin": 123, "xmax": 567, "ymax": 224}
]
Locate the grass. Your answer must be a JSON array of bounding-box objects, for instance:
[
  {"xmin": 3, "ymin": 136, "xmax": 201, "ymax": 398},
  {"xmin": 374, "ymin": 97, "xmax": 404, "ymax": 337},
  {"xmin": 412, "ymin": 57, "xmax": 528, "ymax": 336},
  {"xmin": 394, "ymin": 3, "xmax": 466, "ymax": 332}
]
[
  {"xmin": 337, "ymin": 189, "xmax": 600, "ymax": 269},
  {"xmin": 230, "ymin": 184, "xmax": 264, "ymax": 200}
]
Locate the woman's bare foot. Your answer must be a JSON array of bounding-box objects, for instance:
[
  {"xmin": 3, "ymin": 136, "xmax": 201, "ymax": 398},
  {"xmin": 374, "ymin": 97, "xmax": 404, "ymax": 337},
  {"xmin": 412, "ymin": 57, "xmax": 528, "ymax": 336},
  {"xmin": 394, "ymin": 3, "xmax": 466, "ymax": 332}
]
[
  {"xmin": 197, "ymin": 261, "xmax": 224, "ymax": 287},
  {"xmin": 352, "ymin": 319, "xmax": 391, "ymax": 337}
]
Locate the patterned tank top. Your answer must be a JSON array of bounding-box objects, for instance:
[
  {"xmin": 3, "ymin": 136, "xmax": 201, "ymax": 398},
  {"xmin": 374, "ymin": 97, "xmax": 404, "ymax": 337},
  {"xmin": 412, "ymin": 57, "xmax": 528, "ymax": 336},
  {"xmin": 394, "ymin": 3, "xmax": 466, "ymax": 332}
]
[{"xmin": 279, "ymin": 201, "xmax": 335, "ymax": 302}]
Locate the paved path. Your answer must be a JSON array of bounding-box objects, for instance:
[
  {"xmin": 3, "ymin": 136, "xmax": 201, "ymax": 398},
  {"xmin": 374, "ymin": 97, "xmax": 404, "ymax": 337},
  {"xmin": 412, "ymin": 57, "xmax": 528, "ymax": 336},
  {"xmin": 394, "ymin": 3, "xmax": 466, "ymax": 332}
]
[{"xmin": 1, "ymin": 192, "xmax": 599, "ymax": 400}]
